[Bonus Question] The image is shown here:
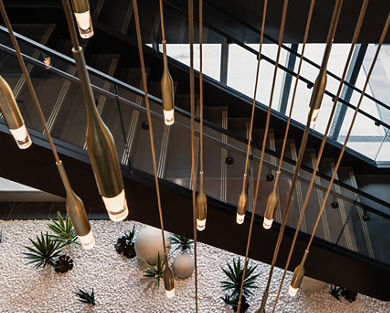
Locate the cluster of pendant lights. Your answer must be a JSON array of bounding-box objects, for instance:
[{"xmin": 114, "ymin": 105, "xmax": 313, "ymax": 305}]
[{"xmin": 1, "ymin": 0, "xmax": 389, "ymax": 309}]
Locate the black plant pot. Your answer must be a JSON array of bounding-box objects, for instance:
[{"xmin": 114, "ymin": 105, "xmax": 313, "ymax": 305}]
[{"xmin": 123, "ymin": 243, "xmax": 136, "ymax": 259}]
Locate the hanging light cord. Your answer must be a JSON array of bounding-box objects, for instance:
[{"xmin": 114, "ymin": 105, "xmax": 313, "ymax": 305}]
[
  {"xmin": 239, "ymin": 0, "xmax": 268, "ymax": 201},
  {"xmin": 188, "ymin": 0, "xmax": 199, "ymax": 312},
  {"xmin": 133, "ymin": 0, "xmax": 168, "ymax": 259},
  {"xmin": 199, "ymin": 0, "xmax": 204, "ymax": 185},
  {"xmin": 159, "ymin": 0, "xmax": 168, "ymax": 60},
  {"xmin": 272, "ymin": 0, "xmax": 315, "ymax": 199},
  {"xmin": 271, "ymin": 1, "xmax": 369, "ymax": 312},
  {"xmin": 258, "ymin": 1, "xmax": 343, "ymax": 310},
  {"xmin": 0, "ymin": 1, "xmax": 68, "ymax": 175},
  {"xmin": 236, "ymin": 1, "xmax": 289, "ymax": 311},
  {"xmin": 300, "ymin": 9, "xmax": 390, "ymax": 300}
]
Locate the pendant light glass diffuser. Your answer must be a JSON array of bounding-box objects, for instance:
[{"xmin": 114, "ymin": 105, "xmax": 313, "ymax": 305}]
[
  {"xmin": 70, "ymin": 0, "xmax": 94, "ymax": 39},
  {"xmin": 57, "ymin": 161, "xmax": 95, "ymax": 249},
  {"xmin": 0, "ymin": 75, "xmax": 31, "ymax": 149}
]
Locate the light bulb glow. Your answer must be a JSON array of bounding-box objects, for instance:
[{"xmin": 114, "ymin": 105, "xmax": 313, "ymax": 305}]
[
  {"xmin": 236, "ymin": 213, "xmax": 245, "ymax": 224},
  {"xmin": 263, "ymin": 217, "xmax": 273, "ymax": 229},
  {"xmin": 289, "ymin": 285, "xmax": 299, "ymax": 297},
  {"xmin": 43, "ymin": 56, "xmax": 52, "ymax": 68},
  {"xmin": 311, "ymin": 108, "xmax": 320, "ymax": 124},
  {"xmin": 163, "ymin": 109, "xmax": 174, "ymax": 125},
  {"xmin": 9, "ymin": 124, "xmax": 32, "ymax": 149},
  {"xmin": 102, "ymin": 189, "xmax": 128, "ymax": 221},
  {"xmin": 165, "ymin": 288, "xmax": 175, "ymax": 298},
  {"xmin": 74, "ymin": 11, "xmax": 94, "ymax": 38},
  {"xmin": 197, "ymin": 218, "xmax": 206, "ymax": 231},
  {"xmin": 78, "ymin": 230, "xmax": 95, "ymax": 249}
]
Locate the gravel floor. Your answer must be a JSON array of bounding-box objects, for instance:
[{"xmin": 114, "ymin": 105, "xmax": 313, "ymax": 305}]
[{"xmin": 0, "ymin": 220, "xmax": 388, "ymax": 313}]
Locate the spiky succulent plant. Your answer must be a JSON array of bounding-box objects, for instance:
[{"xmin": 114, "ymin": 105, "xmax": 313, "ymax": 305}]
[
  {"xmin": 75, "ymin": 288, "xmax": 95, "ymax": 306},
  {"xmin": 169, "ymin": 233, "xmax": 193, "ymax": 252},
  {"xmin": 48, "ymin": 211, "xmax": 79, "ymax": 247},
  {"xmin": 143, "ymin": 252, "xmax": 165, "ymax": 288},
  {"xmin": 23, "ymin": 232, "xmax": 62, "ymax": 269}
]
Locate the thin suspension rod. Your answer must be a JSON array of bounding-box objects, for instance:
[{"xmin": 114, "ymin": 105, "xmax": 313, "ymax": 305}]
[
  {"xmin": 188, "ymin": 0, "xmax": 199, "ymax": 312},
  {"xmin": 236, "ymin": 0, "xmax": 288, "ymax": 311},
  {"xmin": 258, "ymin": 0, "xmax": 343, "ymax": 311},
  {"xmin": 271, "ymin": 1, "xmax": 369, "ymax": 311},
  {"xmin": 271, "ymin": 0, "xmax": 315, "ymax": 202},
  {"xmin": 305, "ymin": 10, "xmax": 390, "ymax": 264},
  {"xmin": 0, "ymin": 0, "xmax": 60, "ymax": 163},
  {"xmin": 239, "ymin": 0, "xmax": 268, "ymax": 197},
  {"xmin": 159, "ymin": 0, "xmax": 168, "ymax": 58},
  {"xmin": 133, "ymin": 0, "xmax": 168, "ymax": 257},
  {"xmin": 199, "ymin": 0, "xmax": 204, "ymax": 177}
]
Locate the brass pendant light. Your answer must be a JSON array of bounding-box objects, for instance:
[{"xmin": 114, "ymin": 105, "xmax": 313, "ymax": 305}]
[
  {"xmin": 0, "ymin": 0, "xmax": 94, "ymax": 249},
  {"xmin": 62, "ymin": 0, "xmax": 128, "ymax": 222},
  {"xmin": 196, "ymin": 0, "xmax": 207, "ymax": 231},
  {"xmin": 263, "ymin": 170, "xmax": 280, "ymax": 229},
  {"xmin": 236, "ymin": 189, "xmax": 247, "ymax": 224},
  {"xmin": 159, "ymin": 0, "xmax": 175, "ymax": 125},
  {"xmin": 287, "ymin": 11, "xmax": 390, "ymax": 300},
  {"xmin": 164, "ymin": 255, "xmax": 175, "ymax": 298},
  {"xmin": 132, "ymin": 0, "xmax": 175, "ymax": 298},
  {"xmin": 70, "ymin": 0, "xmax": 94, "ymax": 39},
  {"xmin": 288, "ymin": 249, "xmax": 308, "ymax": 297},
  {"xmin": 310, "ymin": 68, "xmax": 327, "ymax": 124},
  {"xmin": 0, "ymin": 75, "xmax": 32, "ymax": 149}
]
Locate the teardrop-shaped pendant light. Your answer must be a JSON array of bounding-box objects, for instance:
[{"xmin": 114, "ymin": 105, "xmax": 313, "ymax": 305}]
[
  {"xmin": 161, "ymin": 54, "xmax": 175, "ymax": 125},
  {"xmin": 72, "ymin": 45, "xmax": 128, "ymax": 222},
  {"xmin": 57, "ymin": 160, "xmax": 95, "ymax": 249},
  {"xmin": 164, "ymin": 255, "xmax": 175, "ymax": 298},
  {"xmin": 70, "ymin": 0, "xmax": 94, "ymax": 39},
  {"xmin": 263, "ymin": 170, "xmax": 280, "ymax": 229},
  {"xmin": 196, "ymin": 171, "xmax": 207, "ymax": 231},
  {"xmin": 0, "ymin": 75, "xmax": 32, "ymax": 149},
  {"xmin": 289, "ymin": 249, "xmax": 309, "ymax": 297},
  {"xmin": 309, "ymin": 68, "xmax": 327, "ymax": 124},
  {"xmin": 236, "ymin": 190, "xmax": 247, "ymax": 224}
]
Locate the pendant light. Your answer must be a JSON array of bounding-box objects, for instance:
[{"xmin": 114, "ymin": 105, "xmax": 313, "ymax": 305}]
[
  {"xmin": 164, "ymin": 255, "xmax": 175, "ymax": 298},
  {"xmin": 62, "ymin": 0, "xmax": 128, "ymax": 222},
  {"xmin": 0, "ymin": 0, "xmax": 94, "ymax": 249},
  {"xmin": 287, "ymin": 11, "xmax": 390, "ymax": 300},
  {"xmin": 271, "ymin": 1, "xmax": 369, "ymax": 311},
  {"xmin": 70, "ymin": 0, "xmax": 94, "ymax": 39},
  {"xmin": 0, "ymin": 75, "xmax": 32, "ymax": 149},
  {"xmin": 196, "ymin": 0, "xmax": 207, "ymax": 231},
  {"xmin": 263, "ymin": 170, "xmax": 280, "ymax": 229},
  {"xmin": 132, "ymin": 0, "xmax": 175, "ymax": 298},
  {"xmin": 257, "ymin": 0, "xmax": 342, "ymax": 311},
  {"xmin": 288, "ymin": 249, "xmax": 308, "ymax": 297},
  {"xmin": 159, "ymin": 0, "xmax": 175, "ymax": 125},
  {"xmin": 236, "ymin": 189, "xmax": 247, "ymax": 224}
]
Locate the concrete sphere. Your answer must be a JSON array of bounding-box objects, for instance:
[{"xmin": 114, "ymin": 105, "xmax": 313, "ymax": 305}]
[
  {"xmin": 134, "ymin": 226, "xmax": 170, "ymax": 265},
  {"xmin": 172, "ymin": 253, "xmax": 194, "ymax": 278}
]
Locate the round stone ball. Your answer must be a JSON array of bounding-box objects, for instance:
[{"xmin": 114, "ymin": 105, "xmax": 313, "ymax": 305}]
[
  {"xmin": 134, "ymin": 226, "xmax": 170, "ymax": 265},
  {"xmin": 172, "ymin": 253, "xmax": 194, "ymax": 278}
]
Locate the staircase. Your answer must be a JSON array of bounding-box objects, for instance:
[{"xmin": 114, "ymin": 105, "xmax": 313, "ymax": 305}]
[{"xmin": 1, "ymin": 0, "xmax": 390, "ymax": 301}]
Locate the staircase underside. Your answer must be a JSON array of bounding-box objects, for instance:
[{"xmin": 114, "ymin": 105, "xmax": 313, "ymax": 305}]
[{"xmin": 0, "ymin": 126, "xmax": 389, "ymax": 301}]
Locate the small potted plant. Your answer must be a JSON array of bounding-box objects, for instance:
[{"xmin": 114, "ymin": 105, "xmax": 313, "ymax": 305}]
[
  {"xmin": 170, "ymin": 233, "xmax": 194, "ymax": 278},
  {"xmin": 220, "ymin": 258, "xmax": 259, "ymax": 313},
  {"xmin": 143, "ymin": 252, "xmax": 165, "ymax": 288}
]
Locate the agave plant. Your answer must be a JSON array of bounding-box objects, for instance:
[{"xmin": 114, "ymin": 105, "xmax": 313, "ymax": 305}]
[
  {"xmin": 48, "ymin": 211, "xmax": 79, "ymax": 247},
  {"xmin": 169, "ymin": 233, "xmax": 193, "ymax": 252},
  {"xmin": 23, "ymin": 232, "xmax": 62, "ymax": 269},
  {"xmin": 220, "ymin": 258, "xmax": 259, "ymax": 298},
  {"xmin": 115, "ymin": 226, "xmax": 136, "ymax": 258},
  {"xmin": 143, "ymin": 252, "xmax": 165, "ymax": 288},
  {"xmin": 54, "ymin": 255, "xmax": 74, "ymax": 273},
  {"xmin": 329, "ymin": 285, "xmax": 343, "ymax": 301},
  {"xmin": 75, "ymin": 288, "xmax": 95, "ymax": 306}
]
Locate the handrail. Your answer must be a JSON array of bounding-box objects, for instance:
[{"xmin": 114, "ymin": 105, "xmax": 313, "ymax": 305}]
[
  {"xmin": 163, "ymin": 0, "xmax": 390, "ymax": 130},
  {"xmin": 200, "ymin": 0, "xmax": 390, "ymax": 114},
  {"xmin": 1, "ymin": 25, "xmax": 390, "ymax": 215}
]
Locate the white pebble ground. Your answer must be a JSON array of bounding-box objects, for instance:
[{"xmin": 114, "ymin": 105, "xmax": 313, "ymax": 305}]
[{"xmin": 0, "ymin": 220, "xmax": 388, "ymax": 312}]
